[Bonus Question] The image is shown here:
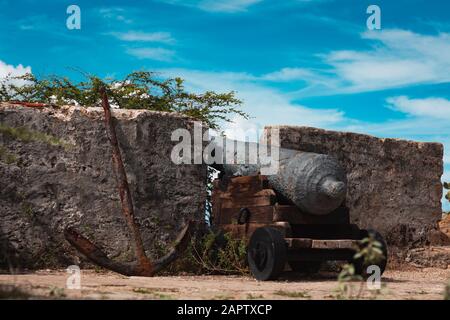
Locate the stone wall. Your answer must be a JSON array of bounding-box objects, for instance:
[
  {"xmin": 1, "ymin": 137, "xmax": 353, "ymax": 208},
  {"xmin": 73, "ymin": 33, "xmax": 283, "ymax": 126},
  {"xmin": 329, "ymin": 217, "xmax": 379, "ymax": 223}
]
[
  {"xmin": 0, "ymin": 103, "xmax": 207, "ymax": 269},
  {"xmin": 265, "ymin": 125, "xmax": 444, "ymax": 247}
]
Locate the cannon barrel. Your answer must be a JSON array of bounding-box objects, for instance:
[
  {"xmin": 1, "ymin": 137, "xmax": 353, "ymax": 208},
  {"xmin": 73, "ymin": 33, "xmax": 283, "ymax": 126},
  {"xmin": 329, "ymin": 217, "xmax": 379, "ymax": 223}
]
[{"xmin": 211, "ymin": 141, "xmax": 347, "ymax": 216}]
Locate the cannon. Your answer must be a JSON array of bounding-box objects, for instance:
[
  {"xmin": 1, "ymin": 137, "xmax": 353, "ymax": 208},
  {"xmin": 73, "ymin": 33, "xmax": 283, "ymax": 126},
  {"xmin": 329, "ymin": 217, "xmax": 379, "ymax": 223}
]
[{"xmin": 211, "ymin": 145, "xmax": 388, "ymax": 281}]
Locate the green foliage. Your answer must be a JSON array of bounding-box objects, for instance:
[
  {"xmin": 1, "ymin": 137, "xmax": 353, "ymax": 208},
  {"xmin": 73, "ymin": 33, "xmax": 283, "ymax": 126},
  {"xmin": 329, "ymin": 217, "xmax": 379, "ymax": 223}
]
[
  {"xmin": 444, "ymin": 280, "xmax": 450, "ymax": 300},
  {"xmin": 337, "ymin": 263, "xmax": 362, "ymax": 283},
  {"xmin": 273, "ymin": 290, "xmax": 311, "ymax": 299},
  {"xmin": 0, "ymin": 145, "xmax": 17, "ymax": 164},
  {"xmin": 166, "ymin": 230, "xmax": 249, "ymax": 275},
  {"xmin": 246, "ymin": 293, "xmax": 264, "ymax": 299},
  {"xmin": 0, "ymin": 71, "xmax": 247, "ymax": 130},
  {"xmin": 0, "ymin": 285, "xmax": 32, "ymax": 299},
  {"xmin": 444, "ymin": 182, "xmax": 450, "ymax": 203},
  {"xmin": 333, "ymin": 264, "xmax": 364, "ymax": 300},
  {"xmin": 21, "ymin": 203, "xmax": 34, "ymax": 217},
  {"xmin": 0, "ymin": 123, "xmax": 72, "ymax": 149},
  {"xmin": 332, "ymin": 236, "xmax": 385, "ymax": 300},
  {"xmin": 354, "ymin": 236, "xmax": 385, "ymax": 267},
  {"xmin": 212, "ymin": 232, "xmax": 248, "ymax": 274},
  {"xmin": 48, "ymin": 286, "xmax": 66, "ymax": 298},
  {"xmin": 132, "ymin": 287, "xmax": 174, "ymax": 299}
]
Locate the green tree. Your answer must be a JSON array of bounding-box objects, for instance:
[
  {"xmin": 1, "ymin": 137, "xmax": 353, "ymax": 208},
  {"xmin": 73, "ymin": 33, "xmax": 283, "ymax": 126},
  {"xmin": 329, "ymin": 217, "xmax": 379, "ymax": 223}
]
[{"xmin": 0, "ymin": 71, "xmax": 247, "ymax": 130}]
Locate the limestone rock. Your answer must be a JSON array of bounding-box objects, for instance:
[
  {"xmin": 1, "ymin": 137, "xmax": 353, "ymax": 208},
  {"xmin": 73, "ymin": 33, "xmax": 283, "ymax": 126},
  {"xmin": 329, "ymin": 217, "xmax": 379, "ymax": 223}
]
[
  {"xmin": 406, "ymin": 246, "xmax": 450, "ymax": 269},
  {"xmin": 0, "ymin": 103, "xmax": 207, "ymax": 269},
  {"xmin": 265, "ymin": 125, "xmax": 444, "ymax": 247}
]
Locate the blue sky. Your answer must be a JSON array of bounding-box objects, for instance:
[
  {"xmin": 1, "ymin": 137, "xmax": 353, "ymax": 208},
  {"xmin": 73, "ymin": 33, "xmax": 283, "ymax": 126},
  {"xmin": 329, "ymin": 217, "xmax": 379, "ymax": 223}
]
[{"xmin": 0, "ymin": 0, "xmax": 449, "ymax": 210}]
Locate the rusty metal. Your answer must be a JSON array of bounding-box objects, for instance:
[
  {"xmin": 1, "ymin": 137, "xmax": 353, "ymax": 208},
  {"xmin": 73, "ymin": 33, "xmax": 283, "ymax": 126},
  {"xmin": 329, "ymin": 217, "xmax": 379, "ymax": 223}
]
[
  {"xmin": 7, "ymin": 101, "xmax": 56, "ymax": 108},
  {"xmin": 100, "ymin": 87, "xmax": 149, "ymax": 269},
  {"xmin": 64, "ymin": 88, "xmax": 193, "ymax": 276}
]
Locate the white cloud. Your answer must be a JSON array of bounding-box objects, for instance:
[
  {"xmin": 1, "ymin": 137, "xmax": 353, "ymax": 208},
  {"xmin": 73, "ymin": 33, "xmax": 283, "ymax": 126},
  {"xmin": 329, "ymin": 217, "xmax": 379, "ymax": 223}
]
[
  {"xmin": 282, "ymin": 29, "xmax": 450, "ymax": 96},
  {"xmin": 99, "ymin": 7, "xmax": 133, "ymax": 24},
  {"xmin": 0, "ymin": 60, "xmax": 32, "ymax": 86},
  {"xmin": 198, "ymin": 0, "xmax": 262, "ymax": 12},
  {"xmin": 333, "ymin": 29, "xmax": 450, "ymax": 92},
  {"xmin": 108, "ymin": 30, "xmax": 176, "ymax": 62},
  {"xmin": 386, "ymin": 96, "xmax": 450, "ymax": 120},
  {"xmin": 126, "ymin": 48, "xmax": 175, "ymax": 61},
  {"xmin": 107, "ymin": 31, "xmax": 174, "ymax": 43},
  {"xmin": 262, "ymin": 68, "xmax": 316, "ymax": 82},
  {"xmin": 158, "ymin": 0, "xmax": 262, "ymax": 13}
]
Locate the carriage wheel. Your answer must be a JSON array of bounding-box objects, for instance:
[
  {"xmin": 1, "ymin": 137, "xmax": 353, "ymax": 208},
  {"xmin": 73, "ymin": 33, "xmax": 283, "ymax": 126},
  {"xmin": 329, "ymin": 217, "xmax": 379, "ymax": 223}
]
[
  {"xmin": 351, "ymin": 229, "xmax": 388, "ymax": 279},
  {"xmin": 289, "ymin": 261, "xmax": 322, "ymax": 274},
  {"xmin": 247, "ymin": 227, "xmax": 287, "ymax": 281}
]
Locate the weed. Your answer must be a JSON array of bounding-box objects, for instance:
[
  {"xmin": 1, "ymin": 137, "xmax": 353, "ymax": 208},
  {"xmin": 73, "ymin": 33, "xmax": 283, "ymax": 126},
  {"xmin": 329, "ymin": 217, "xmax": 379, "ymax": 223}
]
[
  {"xmin": 332, "ymin": 235, "xmax": 386, "ymax": 300},
  {"xmin": 212, "ymin": 294, "xmax": 233, "ymax": 300},
  {"xmin": 444, "ymin": 281, "xmax": 450, "ymax": 300},
  {"xmin": 273, "ymin": 290, "xmax": 311, "ymax": 299},
  {"xmin": 94, "ymin": 265, "xmax": 107, "ymax": 273},
  {"xmin": 132, "ymin": 287, "xmax": 174, "ymax": 300},
  {"xmin": 0, "ymin": 285, "xmax": 31, "ymax": 299},
  {"xmin": 133, "ymin": 287, "xmax": 153, "ymax": 294},
  {"xmin": 0, "ymin": 124, "xmax": 72, "ymax": 150},
  {"xmin": 48, "ymin": 286, "xmax": 66, "ymax": 298},
  {"xmin": 21, "ymin": 203, "xmax": 34, "ymax": 217},
  {"xmin": 246, "ymin": 293, "xmax": 264, "ymax": 300},
  {"xmin": 0, "ymin": 145, "xmax": 17, "ymax": 164},
  {"xmin": 164, "ymin": 230, "xmax": 249, "ymax": 276}
]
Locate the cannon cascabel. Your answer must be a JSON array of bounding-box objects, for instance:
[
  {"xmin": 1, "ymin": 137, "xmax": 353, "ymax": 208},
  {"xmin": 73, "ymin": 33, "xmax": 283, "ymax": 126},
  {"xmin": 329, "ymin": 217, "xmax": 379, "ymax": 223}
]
[
  {"xmin": 212, "ymin": 142, "xmax": 347, "ymax": 216},
  {"xmin": 267, "ymin": 151, "xmax": 347, "ymax": 215}
]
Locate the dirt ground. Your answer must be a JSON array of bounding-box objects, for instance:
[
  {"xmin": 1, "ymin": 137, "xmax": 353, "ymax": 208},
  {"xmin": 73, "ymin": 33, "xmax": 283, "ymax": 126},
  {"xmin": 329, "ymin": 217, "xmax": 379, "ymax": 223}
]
[{"xmin": 0, "ymin": 268, "xmax": 449, "ymax": 300}]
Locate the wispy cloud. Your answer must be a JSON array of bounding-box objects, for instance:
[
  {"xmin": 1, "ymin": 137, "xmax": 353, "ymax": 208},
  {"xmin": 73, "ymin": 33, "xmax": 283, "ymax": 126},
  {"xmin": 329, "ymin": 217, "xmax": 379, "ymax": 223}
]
[
  {"xmin": 0, "ymin": 60, "xmax": 32, "ymax": 86},
  {"xmin": 18, "ymin": 14, "xmax": 49, "ymax": 31},
  {"xmin": 327, "ymin": 30, "xmax": 450, "ymax": 91},
  {"xmin": 98, "ymin": 7, "xmax": 133, "ymax": 24},
  {"xmin": 262, "ymin": 68, "xmax": 316, "ymax": 82},
  {"xmin": 158, "ymin": 0, "xmax": 263, "ymax": 13},
  {"xmin": 268, "ymin": 29, "xmax": 450, "ymax": 97},
  {"xmin": 106, "ymin": 29, "xmax": 176, "ymax": 61},
  {"xmin": 386, "ymin": 96, "xmax": 450, "ymax": 120},
  {"xmin": 126, "ymin": 48, "xmax": 175, "ymax": 61},
  {"xmin": 107, "ymin": 31, "xmax": 174, "ymax": 44}
]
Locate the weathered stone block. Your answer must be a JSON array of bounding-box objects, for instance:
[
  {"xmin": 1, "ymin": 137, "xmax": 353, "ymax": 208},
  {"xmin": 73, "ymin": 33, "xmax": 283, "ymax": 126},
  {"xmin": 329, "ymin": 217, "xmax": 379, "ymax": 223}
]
[
  {"xmin": 406, "ymin": 246, "xmax": 450, "ymax": 269},
  {"xmin": 265, "ymin": 125, "xmax": 444, "ymax": 247},
  {"xmin": 0, "ymin": 103, "xmax": 207, "ymax": 269}
]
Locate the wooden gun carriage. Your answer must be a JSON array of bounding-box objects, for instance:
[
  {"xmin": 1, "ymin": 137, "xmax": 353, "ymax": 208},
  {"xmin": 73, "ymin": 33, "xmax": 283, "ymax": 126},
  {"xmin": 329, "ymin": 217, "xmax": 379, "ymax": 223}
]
[{"xmin": 212, "ymin": 174, "xmax": 387, "ymax": 281}]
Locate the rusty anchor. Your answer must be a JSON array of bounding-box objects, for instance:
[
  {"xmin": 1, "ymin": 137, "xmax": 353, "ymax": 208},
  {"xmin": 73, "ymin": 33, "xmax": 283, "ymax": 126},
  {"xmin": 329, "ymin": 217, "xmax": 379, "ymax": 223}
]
[{"xmin": 64, "ymin": 88, "xmax": 193, "ymax": 276}]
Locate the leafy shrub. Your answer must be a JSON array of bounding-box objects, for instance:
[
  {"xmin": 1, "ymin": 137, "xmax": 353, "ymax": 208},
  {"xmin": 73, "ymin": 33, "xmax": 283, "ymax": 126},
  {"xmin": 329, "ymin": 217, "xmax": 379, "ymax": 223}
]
[
  {"xmin": 0, "ymin": 71, "xmax": 247, "ymax": 130},
  {"xmin": 165, "ymin": 230, "xmax": 249, "ymax": 276},
  {"xmin": 333, "ymin": 236, "xmax": 386, "ymax": 299},
  {"xmin": 444, "ymin": 182, "xmax": 449, "ymax": 204}
]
